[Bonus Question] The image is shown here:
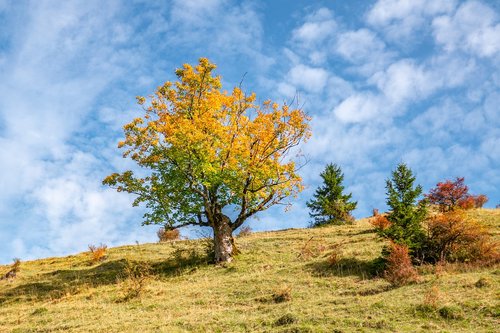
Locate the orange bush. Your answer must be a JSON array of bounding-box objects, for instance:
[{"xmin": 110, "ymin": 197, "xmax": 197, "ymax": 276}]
[
  {"xmin": 370, "ymin": 214, "xmax": 392, "ymax": 231},
  {"xmin": 157, "ymin": 228, "xmax": 180, "ymax": 242},
  {"xmin": 384, "ymin": 242, "xmax": 419, "ymax": 286},
  {"xmin": 88, "ymin": 244, "xmax": 107, "ymax": 263},
  {"xmin": 425, "ymin": 211, "xmax": 498, "ymax": 264}
]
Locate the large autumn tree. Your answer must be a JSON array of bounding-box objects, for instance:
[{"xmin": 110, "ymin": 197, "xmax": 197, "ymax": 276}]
[{"xmin": 103, "ymin": 58, "xmax": 310, "ymax": 263}]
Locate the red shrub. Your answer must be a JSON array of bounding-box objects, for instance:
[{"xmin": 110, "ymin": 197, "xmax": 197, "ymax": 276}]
[
  {"xmin": 384, "ymin": 242, "xmax": 419, "ymax": 286},
  {"xmin": 457, "ymin": 196, "xmax": 475, "ymax": 210},
  {"xmin": 473, "ymin": 194, "xmax": 488, "ymax": 208}
]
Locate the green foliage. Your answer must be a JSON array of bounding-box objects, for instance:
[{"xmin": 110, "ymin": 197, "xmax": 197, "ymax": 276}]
[
  {"xmin": 382, "ymin": 163, "xmax": 427, "ymax": 256},
  {"xmin": 307, "ymin": 163, "xmax": 357, "ymax": 227}
]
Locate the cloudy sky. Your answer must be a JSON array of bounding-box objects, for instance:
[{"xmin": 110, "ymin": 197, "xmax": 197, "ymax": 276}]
[{"xmin": 0, "ymin": 0, "xmax": 499, "ymax": 263}]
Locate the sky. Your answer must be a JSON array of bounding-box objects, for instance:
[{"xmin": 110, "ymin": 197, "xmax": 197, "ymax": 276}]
[{"xmin": 0, "ymin": 0, "xmax": 499, "ymax": 264}]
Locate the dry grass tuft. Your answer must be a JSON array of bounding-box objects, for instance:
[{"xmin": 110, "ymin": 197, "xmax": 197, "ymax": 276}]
[
  {"xmin": 423, "ymin": 284, "xmax": 441, "ymax": 309},
  {"xmin": 272, "ymin": 285, "xmax": 292, "ymax": 303}
]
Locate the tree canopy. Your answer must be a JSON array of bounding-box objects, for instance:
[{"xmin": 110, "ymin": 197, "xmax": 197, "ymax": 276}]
[{"xmin": 103, "ymin": 58, "xmax": 310, "ymax": 262}]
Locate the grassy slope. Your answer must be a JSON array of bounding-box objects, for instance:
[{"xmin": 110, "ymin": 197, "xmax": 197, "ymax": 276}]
[{"xmin": 0, "ymin": 209, "xmax": 498, "ymax": 333}]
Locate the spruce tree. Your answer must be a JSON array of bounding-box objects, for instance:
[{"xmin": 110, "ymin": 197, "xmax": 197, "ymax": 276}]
[
  {"xmin": 384, "ymin": 163, "xmax": 427, "ymax": 255},
  {"xmin": 307, "ymin": 163, "xmax": 357, "ymax": 227}
]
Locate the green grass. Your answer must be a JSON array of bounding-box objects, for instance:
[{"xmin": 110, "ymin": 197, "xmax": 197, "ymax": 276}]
[{"xmin": 1, "ymin": 209, "xmax": 499, "ymax": 332}]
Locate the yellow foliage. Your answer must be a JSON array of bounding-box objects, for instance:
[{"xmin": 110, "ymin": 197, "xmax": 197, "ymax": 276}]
[{"xmin": 116, "ymin": 58, "xmax": 310, "ymax": 215}]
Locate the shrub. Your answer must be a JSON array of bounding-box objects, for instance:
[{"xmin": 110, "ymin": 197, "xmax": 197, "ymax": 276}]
[
  {"xmin": 457, "ymin": 194, "xmax": 488, "ymax": 209},
  {"xmin": 473, "ymin": 194, "xmax": 488, "ymax": 208},
  {"xmin": 120, "ymin": 260, "xmax": 152, "ymax": 301},
  {"xmin": 2, "ymin": 258, "xmax": 21, "ymax": 280},
  {"xmin": 237, "ymin": 225, "xmax": 252, "ymax": 237},
  {"xmin": 426, "ymin": 177, "xmax": 469, "ymax": 212},
  {"xmin": 88, "ymin": 244, "xmax": 107, "ymax": 263},
  {"xmin": 157, "ymin": 227, "xmax": 180, "ymax": 242},
  {"xmin": 370, "ymin": 214, "xmax": 391, "ymax": 232},
  {"xmin": 384, "ymin": 242, "xmax": 419, "ymax": 286},
  {"xmin": 424, "ymin": 211, "xmax": 498, "ymax": 264}
]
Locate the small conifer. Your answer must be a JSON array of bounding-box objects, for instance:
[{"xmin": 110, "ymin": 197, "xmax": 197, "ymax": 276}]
[{"xmin": 307, "ymin": 163, "xmax": 357, "ymax": 227}]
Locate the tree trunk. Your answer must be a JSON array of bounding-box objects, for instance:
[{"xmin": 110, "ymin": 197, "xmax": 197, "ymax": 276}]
[{"xmin": 213, "ymin": 213, "xmax": 234, "ymax": 263}]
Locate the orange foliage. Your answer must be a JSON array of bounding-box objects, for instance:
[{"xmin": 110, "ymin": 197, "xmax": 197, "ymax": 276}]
[
  {"xmin": 88, "ymin": 244, "xmax": 107, "ymax": 263},
  {"xmin": 370, "ymin": 214, "xmax": 392, "ymax": 231},
  {"xmin": 384, "ymin": 242, "xmax": 419, "ymax": 286},
  {"xmin": 157, "ymin": 228, "xmax": 180, "ymax": 242},
  {"xmin": 425, "ymin": 211, "xmax": 498, "ymax": 264}
]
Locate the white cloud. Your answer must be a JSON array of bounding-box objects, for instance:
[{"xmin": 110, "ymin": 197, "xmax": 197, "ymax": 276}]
[
  {"xmin": 171, "ymin": 0, "xmax": 223, "ymax": 24},
  {"xmin": 0, "ymin": 1, "xmax": 156, "ymax": 262},
  {"xmin": 286, "ymin": 64, "xmax": 329, "ymax": 94},
  {"xmin": 367, "ymin": 0, "xmax": 457, "ymax": 41},
  {"xmin": 333, "ymin": 93, "xmax": 384, "ymax": 123},
  {"xmin": 433, "ymin": 0, "xmax": 500, "ymax": 57},
  {"xmin": 371, "ymin": 59, "xmax": 440, "ymax": 104},
  {"xmin": 335, "ymin": 28, "xmax": 395, "ymax": 76},
  {"xmin": 292, "ymin": 8, "xmax": 337, "ymax": 47},
  {"xmin": 168, "ymin": 0, "xmax": 270, "ymax": 68},
  {"xmin": 336, "ymin": 29, "xmax": 385, "ymax": 62}
]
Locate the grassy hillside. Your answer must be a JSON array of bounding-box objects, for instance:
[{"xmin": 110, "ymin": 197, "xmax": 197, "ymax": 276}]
[{"xmin": 1, "ymin": 209, "xmax": 498, "ymax": 333}]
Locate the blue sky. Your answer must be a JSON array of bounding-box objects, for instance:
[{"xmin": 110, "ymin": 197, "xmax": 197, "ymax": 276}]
[{"xmin": 0, "ymin": 0, "xmax": 499, "ymax": 263}]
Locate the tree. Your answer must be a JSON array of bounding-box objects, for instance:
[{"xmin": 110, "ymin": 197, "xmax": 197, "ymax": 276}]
[
  {"xmin": 383, "ymin": 163, "xmax": 427, "ymax": 255},
  {"xmin": 103, "ymin": 58, "xmax": 310, "ymax": 263},
  {"xmin": 306, "ymin": 163, "xmax": 357, "ymax": 227},
  {"xmin": 425, "ymin": 177, "xmax": 469, "ymax": 212}
]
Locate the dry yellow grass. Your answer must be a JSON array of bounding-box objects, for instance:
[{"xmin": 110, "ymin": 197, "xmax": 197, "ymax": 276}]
[{"xmin": 0, "ymin": 209, "xmax": 498, "ymax": 332}]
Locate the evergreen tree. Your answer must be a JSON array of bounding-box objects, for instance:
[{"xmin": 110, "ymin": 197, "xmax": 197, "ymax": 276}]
[
  {"xmin": 383, "ymin": 163, "xmax": 427, "ymax": 254},
  {"xmin": 307, "ymin": 163, "xmax": 357, "ymax": 227}
]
